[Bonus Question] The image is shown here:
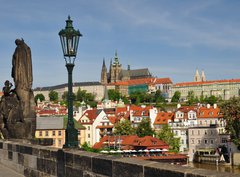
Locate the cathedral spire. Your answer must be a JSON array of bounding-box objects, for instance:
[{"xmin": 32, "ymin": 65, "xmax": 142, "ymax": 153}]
[
  {"xmin": 194, "ymin": 68, "xmax": 201, "ymax": 82},
  {"xmin": 201, "ymin": 69, "xmax": 206, "ymax": 82},
  {"xmin": 114, "ymin": 50, "xmax": 119, "ymax": 65},
  {"xmin": 101, "ymin": 58, "xmax": 107, "ymax": 84}
]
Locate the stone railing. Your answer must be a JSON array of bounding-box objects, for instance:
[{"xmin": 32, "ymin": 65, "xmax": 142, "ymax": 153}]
[{"xmin": 0, "ymin": 139, "xmax": 239, "ymax": 177}]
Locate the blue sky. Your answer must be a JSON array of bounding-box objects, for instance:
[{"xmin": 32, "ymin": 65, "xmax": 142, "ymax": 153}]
[{"xmin": 0, "ymin": 0, "xmax": 240, "ymax": 88}]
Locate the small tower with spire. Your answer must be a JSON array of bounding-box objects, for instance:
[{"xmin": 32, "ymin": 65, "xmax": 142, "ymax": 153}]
[
  {"xmin": 101, "ymin": 58, "xmax": 108, "ymax": 84},
  {"xmin": 201, "ymin": 69, "xmax": 206, "ymax": 82},
  {"xmin": 194, "ymin": 69, "xmax": 201, "ymax": 82}
]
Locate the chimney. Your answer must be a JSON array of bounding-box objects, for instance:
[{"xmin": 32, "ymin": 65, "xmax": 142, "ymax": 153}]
[
  {"xmin": 177, "ymin": 104, "xmax": 181, "ymax": 109},
  {"xmin": 207, "ymin": 104, "xmax": 210, "ymax": 109},
  {"xmin": 213, "ymin": 104, "xmax": 217, "ymax": 109}
]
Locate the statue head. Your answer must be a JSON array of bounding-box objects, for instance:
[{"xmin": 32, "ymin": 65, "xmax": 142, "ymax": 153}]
[
  {"xmin": 15, "ymin": 39, "xmax": 23, "ymax": 46},
  {"xmin": 4, "ymin": 80, "xmax": 10, "ymax": 86}
]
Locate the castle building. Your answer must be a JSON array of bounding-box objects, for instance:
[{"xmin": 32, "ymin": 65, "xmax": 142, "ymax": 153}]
[
  {"xmin": 170, "ymin": 70, "xmax": 240, "ymax": 101},
  {"xmin": 101, "ymin": 51, "xmax": 152, "ymax": 84}
]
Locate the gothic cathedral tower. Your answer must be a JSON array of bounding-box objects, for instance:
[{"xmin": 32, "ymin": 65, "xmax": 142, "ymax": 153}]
[
  {"xmin": 110, "ymin": 51, "xmax": 122, "ymax": 83},
  {"xmin": 101, "ymin": 58, "xmax": 107, "ymax": 84}
]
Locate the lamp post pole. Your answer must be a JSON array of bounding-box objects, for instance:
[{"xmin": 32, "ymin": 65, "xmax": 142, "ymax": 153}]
[{"xmin": 59, "ymin": 16, "xmax": 82, "ymax": 148}]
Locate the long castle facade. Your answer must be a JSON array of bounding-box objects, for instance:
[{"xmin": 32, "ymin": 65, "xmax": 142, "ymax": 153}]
[{"xmin": 101, "ymin": 51, "xmax": 152, "ymax": 84}]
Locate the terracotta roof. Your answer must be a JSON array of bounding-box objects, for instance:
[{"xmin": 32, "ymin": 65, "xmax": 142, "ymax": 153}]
[
  {"xmin": 154, "ymin": 112, "xmax": 174, "ymax": 125},
  {"xmin": 79, "ymin": 109, "xmax": 102, "ymax": 124},
  {"xmin": 198, "ymin": 106, "xmax": 220, "ymax": 118},
  {"xmin": 174, "ymin": 78, "xmax": 240, "ymax": 87},
  {"xmin": 114, "ymin": 77, "xmax": 172, "ymax": 86},
  {"xmin": 93, "ymin": 135, "xmax": 169, "ymax": 150}
]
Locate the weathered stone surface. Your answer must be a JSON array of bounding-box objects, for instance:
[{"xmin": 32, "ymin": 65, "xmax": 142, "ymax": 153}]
[
  {"xmin": 65, "ymin": 166, "xmax": 83, "ymax": 177},
  {"xmin": 0, "ymin": 39, "xmax": 36, "ymax": 140},
  {"xmin": 37, "ymin": 158, "xmax": 57, "ymax": 176}
]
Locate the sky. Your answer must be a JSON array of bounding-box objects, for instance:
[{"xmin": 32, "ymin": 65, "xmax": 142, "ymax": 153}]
[{"xmin": 0, "ymin": 0, "xmax": 240, "ymax": 88}]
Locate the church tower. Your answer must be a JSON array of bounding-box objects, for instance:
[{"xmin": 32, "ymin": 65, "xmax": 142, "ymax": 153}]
[
  {"xmin": 201, "ymin": 70, "xmax": 206, "ymax": 82},
  {"xmin": 101, "ymin": 58, "xmax": 107, "ymax": 84},
  {"xmin": 110, "ymin": 50, "xmax": 122, "ymax": 83},
  {"xmin": 194, "ymin": 69, "xmax": 201, "ymax": 82}
]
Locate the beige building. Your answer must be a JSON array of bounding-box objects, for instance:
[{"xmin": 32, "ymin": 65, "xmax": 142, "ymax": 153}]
[
  {"xmin": 35, "ymin": 116, "xmax": 85, "ymax": 148},
  {"xmin": 188, "ymin": 126, "xmax": 229, "ymax": 162},
  {"xmin": 170, "ymin": 78, "xmax": 240, "ymax": 101},
  {"xmin": 34, "ymin": 82, "xmax": 105, "ymax": 101}
]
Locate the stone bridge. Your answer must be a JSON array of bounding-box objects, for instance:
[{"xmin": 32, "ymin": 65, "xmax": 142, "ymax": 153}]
[{"xmin": 0, "ymin": 139, "xmax": 238, "ymax": 177}]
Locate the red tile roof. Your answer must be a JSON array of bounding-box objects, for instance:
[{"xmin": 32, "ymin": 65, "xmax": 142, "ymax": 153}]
[
  {"xmin": 198, "ymin": 106, "xmax": 220, "ymax": 119},
  {"xmin": 93, "ymin": 135, "xmax": 169, "ymax": 150},
  {"xmin": 174, "ymin": 78, "xmax": 240, "ymax": 87},
  {"xmin": 154, "ymin": 112, "xmax": 174, "ymax": 125},
  {"xmin": 113, "ymin": 77, "xmax": 172, "ymax": 86}
]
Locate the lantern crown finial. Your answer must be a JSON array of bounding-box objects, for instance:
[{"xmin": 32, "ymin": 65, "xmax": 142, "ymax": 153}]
[{"xmin": 59, "ymin": 16, "xmax": 82, "ymax": 63}]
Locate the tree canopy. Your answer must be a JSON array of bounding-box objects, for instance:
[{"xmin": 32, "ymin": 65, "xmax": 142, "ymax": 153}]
[
  {"xmin": 220, "ymin": 97, "xmax": 240, "ymax": 147},
  {"xmin": 156, "ymin": 124, "xmax": 180, "ymax": 152},
  {"xmin": 113, "ymin": 119, "xmax": 136, "ymax": 135},
  {"xmin": 135, "ymin": 118, "xmax": 155, "ymax": 137},
  {"xmin": 49, "ymin": 90, "xmax": 58, "ymax": 102},
  {"xmin": 34, "ymin": 93, "xmax": 45, "ymax": 103},
  {"xmin": 171, "ymin": 91, "xmax": 181, "ymax": 103}
]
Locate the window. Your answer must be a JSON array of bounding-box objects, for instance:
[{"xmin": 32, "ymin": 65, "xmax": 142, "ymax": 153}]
[
  {"xmin": 191, "ymin": 139, "xmax": 194, "ymax": 144},
  {"xmin": 58, "ymin": 131, "xmax": 62, "ymax": 136},
  {"xmin": 204, "ymin": 139, "xmax": 208, "ymax": 144},
  {"xmin": 52, "ymin": 131, "xmax": 55, "ymax": 136},
  {"xmin": 45, "ymin": 131, "xmax": 49, "ymax": 137},
  {"xmin": 210, "ymin": 139, "xmax": 214, "ymax": 144},
  {"xmin": 78, "ymin": 130, "xmax": 81, "ymax": 135},
  {"xmin": 53, "ymin": 139, "xmax": 55, "ymax": 145},
  {"xmin": 198, "ymin": 139, "xmax": 201, "ymax": 144},
  {"xmin": 88, "ymin": 134, "xmax": 90, "ymax": 138},
  {"xmin": 204, "ymin": 130, "xmax": 207, "ymax": 135},
  {"xmin": 58, "ymin": 140, "xmax": 61, "ymax": 146},
  {"xmin": 198, "ymin": 130, "xmax": 200, "ymax": 135},
  {"xmin": 191, "ymin": 130, "xmax": 194, "ymax": 135},
  {"xmin": 88, "ymin": 126, "xmax": 90, "ymax": 131},
  {"xmin": 181, "ymin": 139, "xmax": 184, "ymax": 144},
  {"xmin": 39, "ymin": 131, "xmax": 42, "ymax": 136}
]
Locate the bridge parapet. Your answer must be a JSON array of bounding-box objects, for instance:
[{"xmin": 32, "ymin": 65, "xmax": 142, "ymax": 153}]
[{"xmin": 0, "ymin": 140, "xmax": 238, "ymax": 177}]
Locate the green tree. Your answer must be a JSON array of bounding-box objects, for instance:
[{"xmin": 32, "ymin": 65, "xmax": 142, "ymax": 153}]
[
  {"xmin": 49, "ymin": 90, "xmax": 58, "ymax": 102},
  {"xmin": 34, "ymin": 93, "xmax": 45, "ymax": 103},
  {"xmin": 187, "ymin": 90, "xmax": 195, "ymax": 105},
  {"xmin": 136, "ymin": 118, "xmax": 155, "ymax": 137},
  {"xmin": 171, "ymin": 91, "xmax": 181, "ymax": 103},
  {"xmin": 76, "ymin": 88, "xmax": 87, "ymax": 102},
  {"xmin": 220, "ymin": 97, "xmax": 240, "ymax": 147},
  {"xmin": 205, "ymin": 95, "xmax": 218, "ymax": 105},
  {"xmin": 108, "ymin": 89, "xmax": 121, "ymax": 101},
  {"xmin": 113, "ymin": 119, "xmax": 136, "ymax": 135},
  {"xmin": 154, "ymin": 90, "xmax": 165, "ymax": 103},
  {"xmin": 156, "ymin": 124, "xmax": 180, "ymax": 152}
]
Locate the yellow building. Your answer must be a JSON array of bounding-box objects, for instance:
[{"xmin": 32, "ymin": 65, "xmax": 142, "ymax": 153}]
[{"xmin": 35, "ymin": 116, "xmax": 85, "ymax": 148}]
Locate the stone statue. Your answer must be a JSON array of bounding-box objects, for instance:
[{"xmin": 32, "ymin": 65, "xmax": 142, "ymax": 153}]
[
  {"xmin": 0, "ymin": 39, "xmax": 36, "ymax": 139},
  {"xmin": 11, "ymin": 39, "xmax": 35, "ymax": 119}
]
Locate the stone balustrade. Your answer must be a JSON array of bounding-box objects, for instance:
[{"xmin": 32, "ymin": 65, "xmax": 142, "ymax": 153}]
[{"xmin": 0, "ymin": 139, "xmax": 239, "ymax": 177}]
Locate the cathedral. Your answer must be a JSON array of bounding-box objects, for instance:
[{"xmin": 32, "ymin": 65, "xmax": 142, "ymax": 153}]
[{"xmin": 101, "ymin": 51, "xmax": 152, "ymax": 84}]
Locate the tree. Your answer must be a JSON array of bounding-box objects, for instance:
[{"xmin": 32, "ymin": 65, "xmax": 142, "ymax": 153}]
[
  {"xmin": 108, "ymin": 89, "xmax": 121, "ymax": 101},
  {"xmin": 156, "ymin": 124, "xmax": 180, "ymax": 152},
  {"xmin": 34, "ymin": 93, "xmax": 45, "ymax": 103},
  {"xmin": 220, "ymin": 97, "xmax": 240, "ymax": 147},
  {"xmin": 113, "ymin": 119, "xmax": 135, "ymax": 135},
  {"xmin": 76, "ymin": 88, "xmax": 87, "ymax": 102},
  {"xmin": 154, "ymin": 90, "xmax": 165, "ymax": 103},
  {"xmin": 171, "ymin": 91, "xmax": 181, "ymax": 103},
  {"xmin": 205, "ymin": 95, "xmax": 217, "ymax": 105},
  {"xmin": 49, "ymin": 90, "xmax": 58, "ymax": 102},
  {"xmin": 135, "ymin": 118, "xmax": 155, "ymax": 137},
  {"xmin": 187, "ymin": 90, "xmax": 195, "ymax": 105}
]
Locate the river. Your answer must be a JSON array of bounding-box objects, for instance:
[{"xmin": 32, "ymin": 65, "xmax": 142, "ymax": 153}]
[{"xmin": 186, "ymin": 162, "xmax": 240, "ymax": 175}]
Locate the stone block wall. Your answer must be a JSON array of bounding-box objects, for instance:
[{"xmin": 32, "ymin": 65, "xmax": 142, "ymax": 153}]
[{"xmin": 0, "ymin": 140, "xmax": 239, "ymax": 177}]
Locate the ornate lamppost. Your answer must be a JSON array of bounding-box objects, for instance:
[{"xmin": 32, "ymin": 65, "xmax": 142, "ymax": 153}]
[{"xmin": 59, "ymin": 16, "xmax": 82, "ymax": 148}]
